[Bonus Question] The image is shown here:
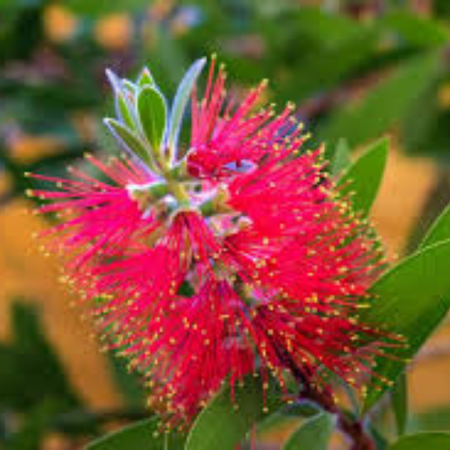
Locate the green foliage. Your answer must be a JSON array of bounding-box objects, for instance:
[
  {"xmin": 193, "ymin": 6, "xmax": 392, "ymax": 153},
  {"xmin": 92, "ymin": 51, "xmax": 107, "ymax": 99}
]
[
  {"xmin": 411, "ymin": 406, "xmax": 450, "ymax": 432},
  {"xmin": 289, "ymin": 7, "xmax": 363, "ymax": 45},
  {"xmin": 3, "ymin": 401, "xmax": 62, "ymax": 450},
  {"xmin": 186, "ymin": 376, "xmax": 281, "ymax": 450},
  {"xmin": 338, "ymin": 137, "xmax": 388, "ymax": 215},
  {"xmin": 166, "ymin": 58, "xmax": 206, "ymax": 158},
  {"xmin": 85, "ymin": 417, "xmax": 184, "ymax": 450},
  {"xmin": 138, "ymin": 68, "xmax": 156, "ymax": 88},
  {"xmin": 330, "ymin": 138, "xmax": 351, "ymax": 178},
  {"xmin": 392, "ymin": 373, "xmax": 408, "ymax": 437},
  {"xmin": 65, "ymin": 0, "xmax": 151, "ymax": 16},
  {"xmin": 116, "ymin": 91, "xmax": 137, "ymax": 131},
  {"xmin": 284, "ymin": 26, "xmax": 378, "ymax": 102},
  {"xmin": 0, "ymin": 1, "xmax": 45, "ymax": 63},
  {"xmin": 104, "ymin": 118, "xmax": 152, "ymax": 166},
  {"xmin": 137, "ymin": 86, "xmax": 168, "ymax": 151},
  {"xmin": 283, "ymin": 413, "xmax": 334, "ymax": 450},
  {"xmin": 419, "ymin": 202, "xmax": 450, "ymax": 249},
  {"xmin": 433, "ymin": 0, "xmax": 450, "ymax": 18},
  {"xmin": 371, "ymin": 426, "xmax": 390, "ymax": 450},
  {"xmin": 0, "ymin": 302, "xmax": 86, "ymax": 449},
  {"xmin": 362, "ymin": 240, "xmax": 450, "ymax": 411},
  {"xmin": 107, "ymin": 354, "xmax": 146, "ymax": 408},
  {"xmin": 0, "ymin": 301, "xmax": 80, "ymax": 411},
  {"xmin": 380, "ymin": 11, "xmax": 448, "ymax": 49},
  {"xmin": 388, "ymin": 432, "xmax": 450, "ymax": 449},
  {"xmin": 256, "ymin": 404, "xmax": 320, "ymax": 439},
  {"xmin": 319, "ymin": 51, "xmax": 442, "ymax": 149}
]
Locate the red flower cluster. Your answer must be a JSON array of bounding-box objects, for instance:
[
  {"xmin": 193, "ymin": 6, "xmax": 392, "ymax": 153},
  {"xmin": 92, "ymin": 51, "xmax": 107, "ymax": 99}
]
[{"xmin": 29, "ymin": 58, "xmax": 388, "ymax": 426}]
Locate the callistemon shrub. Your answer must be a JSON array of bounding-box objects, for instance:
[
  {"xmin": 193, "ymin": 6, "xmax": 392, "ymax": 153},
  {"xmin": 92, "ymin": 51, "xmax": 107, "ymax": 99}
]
[{"xmin": 29, "ymin": 57, "xmax": 392, "ymax": 426}]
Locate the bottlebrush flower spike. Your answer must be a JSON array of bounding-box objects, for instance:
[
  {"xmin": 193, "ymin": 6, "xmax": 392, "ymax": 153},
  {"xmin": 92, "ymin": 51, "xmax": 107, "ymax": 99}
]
[{"xmin": 28, "ymin": 56, "xmax": 395, "ymax": 427}]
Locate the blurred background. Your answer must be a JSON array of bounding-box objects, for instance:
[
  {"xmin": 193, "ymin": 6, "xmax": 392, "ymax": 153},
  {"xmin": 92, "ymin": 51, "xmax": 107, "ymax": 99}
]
[{"xmin": 2, "ymin": 0, "xmax": 450, "ymax": 448}]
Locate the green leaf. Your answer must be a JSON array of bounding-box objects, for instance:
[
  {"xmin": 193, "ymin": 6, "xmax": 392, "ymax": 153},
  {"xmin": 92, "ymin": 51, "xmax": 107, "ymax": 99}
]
[
  {"xmin": 85, "ymin": 417, "xmax": 183, "ymax": 450},
  {"xmin": 392, "ymin": 372, "xmax": 408, "ymax": 436},
  {"xmin": 138, "ymin": 68, "xmax": 155, "ymax": 88},
  {"xmin": 283, "ymin": 413, "xmax": 334, "ymax": 450},
  {"xmin": 137, "ymin": 86, "xmax": 167, "ymax": 151},
  {"xmin": 185, "ymin": 376, "xmax": 281, "ymax": 450},
  {"xmin": 330, "ymin": 138, "xmax": 351, "ymax": 178},
  {"xmin": 104, "ymin": 118, "xmax": 152, "ymax": 167},
  {"xmin": 411, "ymin": 406, "xmax": 450, "ymax": 432},
  {"xmin": 66, "ymin": 0, "xmax": 150, "ymax": 16},
  {"xmin": 106, "ymin": 69, "xmax": 137, "ymax": 131},
  {"xmin": 0, "ymin": 301, "xmax": 80, "ymax": 411},
  {"xmin": 167, "ymin": 58, "xmax": 206, "ymax": 158},
  {"xmin": 107, "ymin": 353, "xmax": 146, "ymax": 408},
  {"xmin": 337, "ymin": 137, "xmax": 388, "ymax": 216},
  {"xmin": 397, "ymin": 78, "xmax": 443, "ymax": 158},
  {"xmin": 371, "ymin": 426, "xmax": 389, "ymax": 450},
  {"xmin": 319, "ymin": 51, "xmax": 442, "ymax": 149},
  {"xmin": 257, "ymin": 403, "xmax": 320, "ymax": 435},
  {"xmin": 388, "ymin": 432, "xmax": 450, "ymax": 450},
  {"xmin": 293, "ymin": 7, "xmax": 363, "ymax": 45},
  {"xmin": 419, "ymin": 202, "xmax": 450, "ymax": 249},
  {"xmin": 285, "ymin": 27, "xmax": 378, "ymax": 101},
  {"xmin": 3, "ymin": 401, "xmax": 62, "ymax": 450},
  {"xmin": 116, "ymin": 92, "xmax": 136, "ymax": 131},
  {"xmin": 434, "ymin": 0, "xmax": 450, "ymax": 19},
  {"xmin": 381, "ymin": 12, "xmax": 448, "ymax": 48},
  {"xmin": 362, "ymin": 240, "xmax": 450, "ymax": 411}
]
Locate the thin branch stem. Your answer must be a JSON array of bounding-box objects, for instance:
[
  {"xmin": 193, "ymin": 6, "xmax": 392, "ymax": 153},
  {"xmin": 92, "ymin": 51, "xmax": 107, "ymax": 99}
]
[{"xmin": 275, "ymin": 345, "xmax": 375, "ymax": 450}]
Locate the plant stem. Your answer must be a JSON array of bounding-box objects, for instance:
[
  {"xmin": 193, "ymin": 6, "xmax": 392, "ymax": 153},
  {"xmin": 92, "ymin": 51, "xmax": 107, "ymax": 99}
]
[
  {"xmin": 275, "ymin": 346, "xmax": 376, "ymax": 450},
  {"xmin": 159, "ymin": 157, "xmax": 191, "ymax": 207},
  {"xmin": 338, "ymin": 414, "xmax": 376, "ymax": 450}
]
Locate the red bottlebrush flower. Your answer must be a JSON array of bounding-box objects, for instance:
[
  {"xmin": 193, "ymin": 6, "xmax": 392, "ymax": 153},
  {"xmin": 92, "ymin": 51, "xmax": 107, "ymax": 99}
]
[
  {"xmin": 188, "ymin": 58, "xmax": 302, "ymax": 181},
  {"xmin": 29, "ymin": 57, "xmax": 391, "ymax": 427},
  {"xmin": 27, "ymin": 155, "xmax": 161, "ymax": 272}
]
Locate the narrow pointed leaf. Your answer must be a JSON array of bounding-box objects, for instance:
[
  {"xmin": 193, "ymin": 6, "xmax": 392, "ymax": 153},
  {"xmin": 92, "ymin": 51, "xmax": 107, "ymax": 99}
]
[
  {"xmin": 338, "ymin": 137, "xmax": 388, "ymax": 216},
  {"xmin": 381, "ymin": 12, "xmax": 448, "ymax": 48},
  {"xmin": 116, "ymin": 92, "xmax": 136, "ymax": 130},
  {"xmin": 167, "ymin": 58, "xmax": 206, "ymax": 157},
  {"xmin": 330, "ymin": 138, "xmax": 351, "ymax": 178},
  {"xmin": 105, "ymin": 69, "xmax": 137, "ymax": 130},
  {"xmin": 104, "ymin": 118, "xmax": 152, "ymax": 166},
  {"xmin": 419, "ymin": 202, "xmax": 450, "ymax": 249},
  {"xmin": 257, "ymin": 403, "xmax": 319, "ymax": 435},
  {"xmin": 137, "ymin": 86, "xmax": 167, "ymax": 150},
  {"xmin": 105, "ymin": 68, "xmax": 123, "ymax": 93},
  {"xmin": 185, "ymin": 376, "xmax": 281, "ymax": 450},
  {"xmin": 123, "ymin": 79, "xmax": 138, "ymax": 96},
  {"xmin": 85, "ymin": 417, "xmax": 183, "ymax": 450},
  {"xmin": 392, "ymin": 372, "xmax": 408, "ymax": 436},
  {"xmin": 319, "ymin": 51, "xmax": 442, "ymax": 148},
  {"xmin": 388, "ymin": 432, "xmax": 450, "ymax": 450},
  {"xmin": 283, "ymin": 413, "xmax": 334, "ymax": 450},
  {"xmin": 362, "ymin": 240, "xmax": 450, "ymax": 411}
]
